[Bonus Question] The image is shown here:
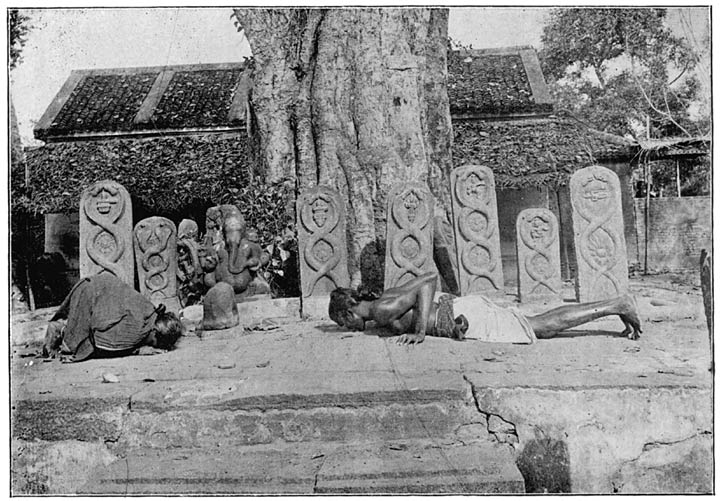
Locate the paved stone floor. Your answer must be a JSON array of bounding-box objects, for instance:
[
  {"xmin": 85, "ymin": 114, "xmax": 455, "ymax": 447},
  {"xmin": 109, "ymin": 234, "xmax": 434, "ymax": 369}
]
[{"xmin": 10, "ymin": 273, "xmax": 713, "ymax": 494}]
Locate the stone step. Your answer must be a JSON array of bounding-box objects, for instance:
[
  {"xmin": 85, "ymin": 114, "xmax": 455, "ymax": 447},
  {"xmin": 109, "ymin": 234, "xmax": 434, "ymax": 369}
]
[
  {"xmin": 14, "ymin": 376, "xmax": 477, "ymax": 449},
  {"xmin": 79, "ymin": 439, "xmax": 524, "ymax": 495}
]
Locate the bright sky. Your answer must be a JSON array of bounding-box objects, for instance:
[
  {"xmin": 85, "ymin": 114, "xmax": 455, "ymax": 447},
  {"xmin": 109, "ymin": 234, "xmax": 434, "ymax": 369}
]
[{"xmin": 10, "ymin": 7, "xmax": 710, "ymax": 145}]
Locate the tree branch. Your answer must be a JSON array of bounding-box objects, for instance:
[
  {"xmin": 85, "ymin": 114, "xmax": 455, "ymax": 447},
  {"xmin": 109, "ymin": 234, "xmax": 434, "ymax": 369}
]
[{"xmin": 631, "ymin": 72, "xmax": 692, "ymax": 138}]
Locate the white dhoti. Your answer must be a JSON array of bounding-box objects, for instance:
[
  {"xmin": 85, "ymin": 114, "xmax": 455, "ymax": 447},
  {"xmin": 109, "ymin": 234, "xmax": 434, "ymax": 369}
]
[{"xmin": 452, "ymin": 295, "xmax": 536, "ymax": 344}]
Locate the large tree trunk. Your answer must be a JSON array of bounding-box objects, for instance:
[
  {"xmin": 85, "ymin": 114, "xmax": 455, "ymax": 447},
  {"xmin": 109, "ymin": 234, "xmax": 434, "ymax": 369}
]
[{"xmin": 234, "ymin": 7, "xmax": 453, "ymax": 291}]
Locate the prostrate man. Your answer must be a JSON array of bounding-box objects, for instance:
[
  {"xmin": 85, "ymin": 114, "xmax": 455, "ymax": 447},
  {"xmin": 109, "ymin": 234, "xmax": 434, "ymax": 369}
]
[
  {"xmin": 43, "ymin": 271, "xmax": 184, "ymax": 362},
  {"xmin": 329, "ymin": 272, "xmax": 641, "ymax": 345}
]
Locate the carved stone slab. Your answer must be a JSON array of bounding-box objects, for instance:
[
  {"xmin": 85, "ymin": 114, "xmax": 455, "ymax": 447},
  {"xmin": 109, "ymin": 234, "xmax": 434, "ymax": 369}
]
[
  {"xmin": 79, "ymin": 180, "xmax": 134, "ymax": 285},
  {"xmin": 134, "ymin": 216, "xmax": 177, "ymax": 303},
  {"xmin": 450, "ymin": 165, "xmax": 504, "ymax": 295},
  {"xmin": 570, "ymin": 165, "xmax": 629, "ymax": 302},
  {"xmin": 516, "ymin": 208, "xmax": 561, "ymax": 302},
  {"xmin": 297, "ymin": 186, "xmax": 350, "ymax": 297},
  {"xmin": 384, "ymin": 183, "xmax": 435, "ymax": 289}
]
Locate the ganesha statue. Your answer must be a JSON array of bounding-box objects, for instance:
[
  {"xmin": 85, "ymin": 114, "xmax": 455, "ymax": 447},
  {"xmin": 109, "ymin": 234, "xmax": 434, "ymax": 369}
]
[{"xmin": 200, "ymin": 205, "xmax": 271, "ymax": 298}]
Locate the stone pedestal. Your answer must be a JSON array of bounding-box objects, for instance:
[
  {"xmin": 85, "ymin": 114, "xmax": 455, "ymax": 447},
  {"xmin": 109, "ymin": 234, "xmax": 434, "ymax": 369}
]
[
  {"xmin": 134, "ymin": 216, "xmax": 177, "ymax": 306},
  {"xmin": 384, "ymin": 183, "xmax": 436, "ymax": 289},
  {"xmin": 79, "ymin": 180, "xmax": 134, "ymax": 285},
  {"xmin": 516, "ymin": 208, "xmax": 561, "ymax": 302},
  {"xmin": 297, "ymin": 186, "xmax": 350, "ymax": 298},
  {"xmin": 451, "ymin": 165, "xmax": 503, "ymax": 295},
  {"xmin": 570, "ymin": 165, "xmax": 629, "ymax": 302}
]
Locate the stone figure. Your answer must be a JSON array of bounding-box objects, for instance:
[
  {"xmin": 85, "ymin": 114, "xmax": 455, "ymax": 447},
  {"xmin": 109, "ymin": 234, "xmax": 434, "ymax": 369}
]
[
  {"xmin": 384, "ymin": 183, "xmax": 436, "ymax": 289},
  {"xmin": 79, "ymin": 180, "xmax": 134, "ymax": 285},
  {"xmin": 297, "ymin": 186, "xmax": 350, "ymax": 297},
  {"xmin": 201, "ymin": 205, "xmax": 270, "ymax": 297},
  {"xmin": 202, "ymin": 282, "xmax": 239, "ymax": 331},
  {"xmin": 205, "ymin": 204, "xmax": 243, "ymax": 251},
  {"xmin": 178, "ymin": 219, "xmax": 199, "ymax": 241},
  {"xmin": 176, "ymin": 219, "xmax": 204, "ymax": 307},
  {"xmin": 570, "ymin": 165, "xmax": 629, "ymax": 302},
  {"xmin": 133, "ymin": 216, "xmax": 177, "ymax": 304},
  {"xmin": 450, "ymin": 165, "xmax": 504, "ymax": 295},
  {"xmin": 516, "ymin": 208, "xmax": 561, "ymax": 302}
]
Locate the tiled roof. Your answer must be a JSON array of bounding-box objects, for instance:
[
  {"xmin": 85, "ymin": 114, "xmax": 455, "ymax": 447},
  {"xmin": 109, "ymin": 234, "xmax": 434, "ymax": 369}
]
[
  {"xmin": 448, "ymin": 46, "xmax": 553, "ymax": 117},
  {"xmin": 49, "ymin": 72, "xmax": 159, "ymax": 136},
  {"xmin": 34, "ymin": 46, "xmax": 553, "ymax": 141},
  {"xmin": 150, "ymin": 69, "xmax": 244, "ymax": 129},
  {"xmin": 35, "ymin": 63, "xmax": 248, "ymax": 141}
]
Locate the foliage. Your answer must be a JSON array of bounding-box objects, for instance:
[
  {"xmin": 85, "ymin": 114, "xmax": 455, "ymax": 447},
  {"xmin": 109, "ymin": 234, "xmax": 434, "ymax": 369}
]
[
  {"xmin": 541, "ymin": 8, "xmax": 692, "ymax": 84},
  {"xmin": 540, "ymin": 8, "xmax": 706, "ymax": 139},
  {"xmin": 9, "ymin": 9, "xmax": 31, "ymax": 69},
  {"xmin": 16, "ymin": 132, "xmax": 301, "ymax": 298},
  {"xmin": 18, "ymin": 133, "xmax": 294, "ymax": 247},
  {"xmin": 540, "ymin": 8, "xmax": 710, "ymax": 196}
]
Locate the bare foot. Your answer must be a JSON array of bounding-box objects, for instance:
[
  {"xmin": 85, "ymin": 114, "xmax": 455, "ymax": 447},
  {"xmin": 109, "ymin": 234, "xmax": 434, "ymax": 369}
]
[
  {"xmin": 395, "ymin": 333, "xmax": 425, "ymax": 345},
  {"xmin": 618, "ymin": 295, "xmax": 642, "ymax": 340}
]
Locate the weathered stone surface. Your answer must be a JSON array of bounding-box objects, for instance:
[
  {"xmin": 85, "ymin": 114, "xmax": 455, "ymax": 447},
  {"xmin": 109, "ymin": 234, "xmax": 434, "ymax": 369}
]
[
  {"xmin": 297, "ymin": 186, "xmax": 350, "ymax": 297},
  {"xmin": 384, "ymin": 183, "xmax": 436, "ymax": 288},
  {"xmin": 12, "ymin": 439, "xmax": 117, "ymax": 495},
  {"xmin": 316, "ymin": 440, "xmax": 524, "ymax": 493},
  {"xmin": 133, "ymin": 216, "xmax": 177, "ymax": 304},
  {"xmin": 516, "ymin": 208, "xmax": 561, "ymax": 302},
  {"xmin": 451, "ymin": 165, "xmax": 503, "ymax": 294},
  {"xmin": 79, "ymin": 180, "xmax": 134, "ymax": 285},
  {"xmin": 570, "ymin": 165, "xmax": 629, "ymax": 301},
  {"xmin": 472, "ymin": 386, "xmax": 713, "ymax": 494},
  {"xmin": 202, "ymin": 282, "xmax": 239, "ymax": 331},
  {"xmin": 80, "ymin": 446, "xmax": 323, "ymax": 495}
]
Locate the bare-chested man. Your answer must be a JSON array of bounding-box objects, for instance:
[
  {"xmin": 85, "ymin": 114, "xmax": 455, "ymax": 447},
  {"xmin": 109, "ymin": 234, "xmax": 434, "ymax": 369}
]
[{"xmin": 329, "ymin": 272, "xmax": 641, "ymax": 345}]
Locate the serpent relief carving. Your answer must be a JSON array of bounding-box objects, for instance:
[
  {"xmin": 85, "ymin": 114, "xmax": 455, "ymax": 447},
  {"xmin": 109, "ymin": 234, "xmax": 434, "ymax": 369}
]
[
  {"xmin": 385, "ymin": 183, "xmax": 434, "ymax": 288},
  {"xmin": 570, "ymin": 165, "xmax": 628, "ymax": 301},
  {"xmin": 80, "ymin": 180, "xmax": 133, "ymax": 284},
  {"xmin": 134, "ymin": 217, "xmax": 176, "ymax": 300},
  {"xmin": 517, "ymin": 209, "xmax": 560, "ymax": 299},
  {"xmin": 451, "ymin": 166, "xmax": 503, "ymax": 294},
  {"xmin": 298, "ymin": 186, "xmax": 349, "ymax": 297}
]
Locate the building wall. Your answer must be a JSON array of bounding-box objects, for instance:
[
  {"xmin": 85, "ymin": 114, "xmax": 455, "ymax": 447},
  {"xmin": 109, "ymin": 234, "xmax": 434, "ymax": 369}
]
[
  {"xmin": 634, "ymin": 197, "xmax": 711, "ymax": 272},
  {"xmin": 496, "ymin": 186, "xmax": 550, "ymax": 287},
  {"xmin": 496, "ymin": 161, "xmax": 637, "ymax": 288}
]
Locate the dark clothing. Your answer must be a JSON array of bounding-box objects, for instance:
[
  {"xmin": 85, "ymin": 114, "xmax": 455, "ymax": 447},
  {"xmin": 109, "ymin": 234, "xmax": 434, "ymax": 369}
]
[{"xmin": 51, "ymin": 273, "xmax": 157, "ymax": 361}]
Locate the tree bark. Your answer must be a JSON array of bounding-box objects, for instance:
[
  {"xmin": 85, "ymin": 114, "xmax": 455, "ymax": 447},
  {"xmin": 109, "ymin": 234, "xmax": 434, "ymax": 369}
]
[{"xmin": 234, "ymin": 7, "xmax": 453, "ymax": 291}]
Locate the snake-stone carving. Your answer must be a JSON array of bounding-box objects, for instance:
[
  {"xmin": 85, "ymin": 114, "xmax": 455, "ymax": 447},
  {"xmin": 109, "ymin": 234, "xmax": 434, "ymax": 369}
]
[
  {"xmin": 83, "ymin": 182, "xmax": 128, "ymax": 279},
  {"xmin": 518, "ymin": 212, "xmax": 559, "ymax": 295},
  {"xmin": 388, "ymin": 186, "xmax": 432, "ymax": 286},
  {"xmin": 455, "ymin": 169, "xmax": 499, "ymax": 291},
  {"xmin": 135, "ymin": 218, "xmax": 174, "ymax": 298},
  {"xmin": 571, "ymin": 173, "xmax": 622, "ymax": 295},
  {"xmin": 300, "ymin": 192, "xmax": 344, "ymax": 296}
]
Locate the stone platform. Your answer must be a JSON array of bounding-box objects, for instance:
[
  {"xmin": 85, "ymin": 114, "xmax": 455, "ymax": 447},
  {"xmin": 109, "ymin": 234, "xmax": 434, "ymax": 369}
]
[{"xmin": 10, "ymin": 274, "xmax": 713, "ymax": 494}]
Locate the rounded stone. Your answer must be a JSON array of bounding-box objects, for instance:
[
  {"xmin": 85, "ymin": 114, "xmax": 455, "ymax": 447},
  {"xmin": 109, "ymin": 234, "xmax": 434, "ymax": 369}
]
[{"xmin": 202, "ymin": 282, "xmax": 240, "ymax": 331}]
